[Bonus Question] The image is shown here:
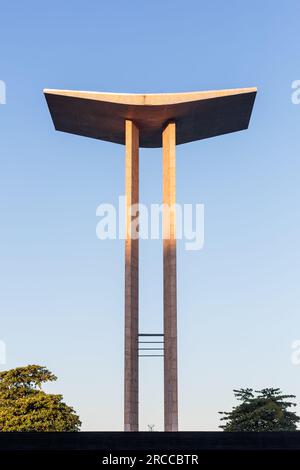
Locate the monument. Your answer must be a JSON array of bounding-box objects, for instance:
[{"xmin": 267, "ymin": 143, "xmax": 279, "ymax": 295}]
[{"xmin": 44, "ymin": 87, "xmax": 257, "ymax": 431}]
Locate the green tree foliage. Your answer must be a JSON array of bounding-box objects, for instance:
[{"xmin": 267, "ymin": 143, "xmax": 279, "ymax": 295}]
[
  {"xmin": 219, "ymin": 388, "xmax": 300, "ymax": 431},
  {"xmin": 0, "ymin": 365, "xmax": 81, "ymax": 431}
]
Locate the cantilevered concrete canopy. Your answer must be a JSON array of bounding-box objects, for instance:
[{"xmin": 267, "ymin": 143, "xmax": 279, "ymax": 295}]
[{"xmin": 44, "ymin": 88, "xmax": 257, "ymax": 148}]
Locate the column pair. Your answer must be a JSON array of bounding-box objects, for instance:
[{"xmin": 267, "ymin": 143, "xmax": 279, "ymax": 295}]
[{"xmin": 124, "ymin": 120, "xmax": 178, "ymax": 432}]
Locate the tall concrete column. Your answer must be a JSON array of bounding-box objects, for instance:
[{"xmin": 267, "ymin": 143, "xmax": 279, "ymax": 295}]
[
  {"xmin": 163, "ymin": 122, "xmax": 178, "ymax": 432},
  {"xmin": 124, "ymin": 120, "xmax": 139, "ymax": 432}
]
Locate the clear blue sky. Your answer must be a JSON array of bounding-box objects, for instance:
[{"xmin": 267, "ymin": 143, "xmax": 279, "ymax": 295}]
[{"xmin": 0, "ymin": 0, "xmax": 300, "ymax": 430}]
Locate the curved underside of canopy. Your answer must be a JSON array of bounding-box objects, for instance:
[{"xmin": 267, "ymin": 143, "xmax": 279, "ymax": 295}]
[{"xmin": 44, "ymin": 87, "xmax": 257, "ymax": 148}]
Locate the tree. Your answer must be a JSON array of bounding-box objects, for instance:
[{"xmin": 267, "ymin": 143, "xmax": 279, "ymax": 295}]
[
  {"xmin": 219, "ymin": 388, "xmax": 300, "ymax": 432},
  {"xmin": 0, "ymin": 365, "xmax": 81, "ymax": 431}
]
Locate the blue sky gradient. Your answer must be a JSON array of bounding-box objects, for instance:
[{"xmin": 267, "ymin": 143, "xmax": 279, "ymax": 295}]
[{"xmin": 0, "ymin": 0, "xmax": 300, "ymax": 430}]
